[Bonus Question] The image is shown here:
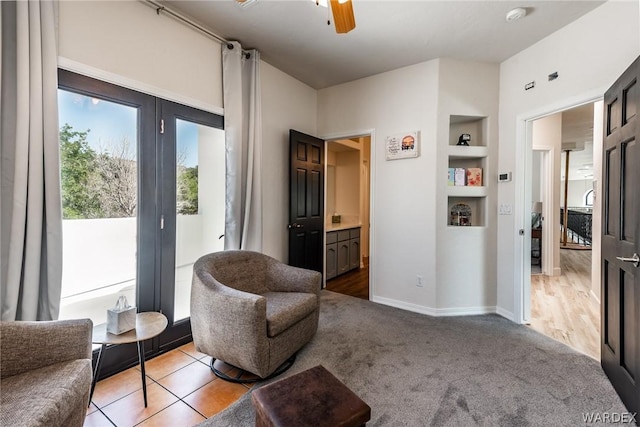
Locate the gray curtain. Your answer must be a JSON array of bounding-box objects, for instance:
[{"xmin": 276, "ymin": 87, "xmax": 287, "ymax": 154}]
[
  {"xmin": 222, "ymin": 42, "xmax": 263, "ymax": 251},
  {"xmin": 1, "ymin": 1, "xmax": 62, "ymax": 321}
]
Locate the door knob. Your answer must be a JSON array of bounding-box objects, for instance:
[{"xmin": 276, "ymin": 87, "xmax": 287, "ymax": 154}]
[
  {"xmin": 616, "ymin": 253, "xmax": 639, "ymax": 267},
  {"xmin": 288, "ymin": 223, "xmax": 304, "ymax": 230}
]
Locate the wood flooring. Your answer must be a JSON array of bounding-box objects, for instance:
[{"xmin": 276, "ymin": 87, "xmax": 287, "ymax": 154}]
[
  {"xmin": 529, "ymin": 249, "xmax": 600, "ymax": 360},
  {"xmin": 325, "ymin": 257, "xmax": 369, "ymax": 300}
]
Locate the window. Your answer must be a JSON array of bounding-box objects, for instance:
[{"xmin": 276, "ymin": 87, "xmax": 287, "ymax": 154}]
[
  {"xmin": 57, "ymin": 69, "xmax": 224, "ymax": 373},
  {"xmin": 584, "ymin": 189, "xmax": 594, "ymax": 207}
]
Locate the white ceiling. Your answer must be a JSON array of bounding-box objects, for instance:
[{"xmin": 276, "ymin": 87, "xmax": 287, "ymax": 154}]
[
  {"xmin": 561, "ymin": 103, "xmax": 595, "ymax": 181},
  {"xmin": 158, "ymin": 0, "xmax": 600, "ymax": 179},
  {"xmin": 159, "ymin": 0, "xmax": 604, "ymax": 89}
]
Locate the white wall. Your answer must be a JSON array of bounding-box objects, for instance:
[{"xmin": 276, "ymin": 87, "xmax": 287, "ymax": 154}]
[
  {"xmin": 197, "ymin": 126, "xmax": 226, "ymax": 256},
  {"xmin": 260, "ymin": 62, "xmax": 318, "ymax": 261},
  {"xmin": 531, "ymin": 151, "xmax": 542, "ymax": 204},
  {"xmin": 436, "ymin": 58, "xmax": 500, "ymax": 312},
  {"xmin": 532, "ymin": 113, "xmax": 562, "ymax": 276},
  {"xmin": 319, "ymin": 58, "xmax": 499, "ymax": 314},
  {"xmin": 335, "ymin": 151, "xmax": 360, "ymax": 219},
  {"xmin": 497, "ymin": 0, "xmax": 639, "ymax": 319},
  {"xmin": 58, "ymin": 1, "xmax": 222, "ymax": 112},
  {"xmin": 561, "ymin": 179, "xmax": 593, "ymax": 207},
  {"xmin": 318, "ymin": 60, "xmax": 440, "ymax": 309}
]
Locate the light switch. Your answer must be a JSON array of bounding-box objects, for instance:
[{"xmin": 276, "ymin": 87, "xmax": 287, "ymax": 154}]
[{"xmin": 499, "ymin": 204, "xmax": 513, "ymax": 215}]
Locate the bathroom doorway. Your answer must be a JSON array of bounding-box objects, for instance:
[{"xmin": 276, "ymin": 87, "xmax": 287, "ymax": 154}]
[{"xmin": 324, "ymin": 135, "xmax": 371, "ymax": 300}]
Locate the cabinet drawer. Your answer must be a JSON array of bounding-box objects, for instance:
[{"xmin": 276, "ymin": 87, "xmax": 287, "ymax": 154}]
[
  {"xmin": 349, "ymin": 228, "xmax": 360, "ymax": 239},
  {"xmin": 337, "ymin": 230, "xmax": 350, "ymax": 242},
  {"xmin": 326, "ymin": 231, "xmax": 338, "ymax": 244}
]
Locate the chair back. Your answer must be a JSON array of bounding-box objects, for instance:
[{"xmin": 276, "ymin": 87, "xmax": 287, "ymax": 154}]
[{"xmin": 195, "ymin": 250, "xmax": 269, "ymax": 295}]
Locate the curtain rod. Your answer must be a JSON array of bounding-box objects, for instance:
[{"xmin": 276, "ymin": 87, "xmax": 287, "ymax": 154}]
[{"xmin": 143, "ymin": 0, "xmax": 249, "ymax": 54}]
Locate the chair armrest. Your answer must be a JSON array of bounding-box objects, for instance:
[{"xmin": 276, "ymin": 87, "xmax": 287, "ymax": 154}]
[
  {"xmin": 0, "ymin": 319, "xmax": 93, "ymax": 379},
  {"xmin": 266, "ymin": 261, "xmax": 322, "ymax": 296},
  {"xmin": 191, "ymin": 271, "xmax": 268, "ymax": 350}
]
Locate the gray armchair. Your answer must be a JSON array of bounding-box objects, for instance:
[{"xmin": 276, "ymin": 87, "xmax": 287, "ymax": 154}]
[
  {"xmin": 0, "ymin": 319, "xmax": 93, "ymax": 427},
  {"xmin": 191, "ymin": 250, "xmax": 321, "ymax": 381}
]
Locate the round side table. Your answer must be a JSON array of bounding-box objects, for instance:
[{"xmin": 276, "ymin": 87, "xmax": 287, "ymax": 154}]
[{"xmin": 90, "ymin": 312, "xmax": 168, "ymax": 407}]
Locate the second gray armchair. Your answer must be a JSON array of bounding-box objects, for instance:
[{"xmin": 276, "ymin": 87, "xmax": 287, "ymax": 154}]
[
  {"xmin": 191, "ymin": 250, "xmax": 321, "ymax": 382},
  {"xmin": 0, "ymin": 319, "xmax": 93, "ymax": 427}
]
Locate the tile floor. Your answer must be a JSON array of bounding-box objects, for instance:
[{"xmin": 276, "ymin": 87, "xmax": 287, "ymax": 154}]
[{"xmin": 84, "ymin": 342, "xmax": 252, "ymax": 427}]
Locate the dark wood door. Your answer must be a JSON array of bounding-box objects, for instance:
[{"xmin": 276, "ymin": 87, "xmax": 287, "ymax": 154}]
[
  {"xmin": 289, "ymin": 130, "xmax": 324, "ymax": 273},
  {"xmin": 601, "ymin": 56, "xmax": 640, "ymax": 416}
]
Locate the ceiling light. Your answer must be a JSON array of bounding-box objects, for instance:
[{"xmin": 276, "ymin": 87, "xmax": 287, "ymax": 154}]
[{"xmin": 506, "ymin": 7, "xmax": 527, "ymax": 23}]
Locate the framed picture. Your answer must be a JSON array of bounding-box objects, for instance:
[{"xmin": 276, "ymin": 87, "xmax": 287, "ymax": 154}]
[{"xmin": 385, "ymin": 131, "xmax": 419, "ymax": 160}]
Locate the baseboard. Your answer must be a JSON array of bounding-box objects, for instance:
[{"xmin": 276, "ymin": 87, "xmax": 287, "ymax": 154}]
[
  {"xmin": 371, "ymin": 296, "xmax": 499, "ymax": 318},
  {"xmin": 495, "ymin": 306, "xmax": 515, "ymax": 321},
  {"xmin": 433, "ymin": 306, "xmax": 498, "ymax": 316},
  {"xmin": 371, "ymin": 296, "xmax": 438, "ymax": 316},
  {"xmin": 552, "ymin": 267, "xmax": 562, "ymax": 276}
]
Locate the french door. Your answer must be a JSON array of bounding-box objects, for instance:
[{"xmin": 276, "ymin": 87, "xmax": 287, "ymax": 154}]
[
  {"xmin": 57, "ymin": 70, "xmax": 224, "ymax": 377},
  {"xmin": 157, "ymin": 101, "xmax": 225, "ymax": 349}
]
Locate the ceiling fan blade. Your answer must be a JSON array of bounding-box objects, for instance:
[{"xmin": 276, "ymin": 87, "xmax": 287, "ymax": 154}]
[{"xmin": 330, "ymin": 0, "xmax": 356, "ymax": 34}]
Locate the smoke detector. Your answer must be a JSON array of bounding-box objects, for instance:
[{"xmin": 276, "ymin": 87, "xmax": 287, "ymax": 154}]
[
  {"xmin": 506, "ymin": 7, "xmax": 527, "ymax": 22},
  {"xmin": 235, "ymin": 0, "xmax": 258, "ymax": 9}
]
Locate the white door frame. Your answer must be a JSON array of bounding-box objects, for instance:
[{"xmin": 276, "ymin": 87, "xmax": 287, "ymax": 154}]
[
  {"xmin": 321, "ymin": 128, "xmax": 376, "ymax": 299},
  {"xmin": 514, "ymin": 89, "xmax": 603, "ymax": 324}
]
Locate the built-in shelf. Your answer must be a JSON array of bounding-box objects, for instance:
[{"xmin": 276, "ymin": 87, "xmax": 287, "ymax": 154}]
[
  {"xmin": 447, "ymin": 196, "xmax": 486, "ymax": 227},
  {"xmin": 449, "ymin": 115, "xmax": 487, "ymax": 147},
  {"xmin": 446, "ymin": 115, "xmax": 489, "ymax": 227},
  {"xmin": 448, "ymin": 145, "xmax": 488, "ymax": 159},
  {"xmin": 447, "ymin": 186, "xmax": 488, "ymax": 197}
]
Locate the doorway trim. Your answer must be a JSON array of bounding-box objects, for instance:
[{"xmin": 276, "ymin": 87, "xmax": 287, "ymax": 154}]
[
  {"xmin": 320, "ymin": 128, "xmax": 376, "ymax": 300},
  {"xmin": 532, "ymin": 146, "xmax": 559, "ymax": 276},
  {"xmin": 514, "ymin": 89, "xmax": 604, "ymax": 324}
]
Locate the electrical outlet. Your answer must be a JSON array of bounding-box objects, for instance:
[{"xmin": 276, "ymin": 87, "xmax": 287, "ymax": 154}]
[{"xmin": 416, "ymin": 275, "xmax": 424, "ymax": 287}]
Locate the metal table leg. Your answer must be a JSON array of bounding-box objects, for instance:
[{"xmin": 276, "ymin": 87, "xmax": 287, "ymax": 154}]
[
  {"xmin": 89, "ymin": 344, "xmax": 106, "ymax": 407},
  {"xmin": 137, "ymin": 340, "xmax": 147, "ymax": 407}
]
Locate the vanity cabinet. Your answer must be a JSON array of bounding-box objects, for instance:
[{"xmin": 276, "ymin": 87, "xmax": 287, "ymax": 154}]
[
  {"xmin": 326, "ymin": 232, "xmax": 338, "ymax": 280},
  {"xmin": 349, "ymin": 229, "xmax": 360, "ymax": 270},
  {"xmin": 326, "ymin": 227, "xmax": 360, "ymax": 280}
]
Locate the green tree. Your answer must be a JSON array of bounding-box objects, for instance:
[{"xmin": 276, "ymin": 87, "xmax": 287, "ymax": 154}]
[
  {"xmin": 177, "ymin": 165, "xmax": 198, "ymax": 215},
  {"xmin": 59, "ymin": 124, "xmax": 102, "ymax": 219},
  {"xmin": 94, "ymin": 138, "xmax": 137, "ymax": 218}
]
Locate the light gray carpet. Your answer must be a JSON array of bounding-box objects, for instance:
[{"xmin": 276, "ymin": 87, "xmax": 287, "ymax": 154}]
[{"xmin": 199, "ymin": 290, "xmax": 625, "ymax": 426}]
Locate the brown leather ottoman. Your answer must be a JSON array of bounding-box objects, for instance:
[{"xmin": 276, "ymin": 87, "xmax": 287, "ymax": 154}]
[{"xmin": 251, "ymin": 365, "xmax": 371, "ymax": 427}]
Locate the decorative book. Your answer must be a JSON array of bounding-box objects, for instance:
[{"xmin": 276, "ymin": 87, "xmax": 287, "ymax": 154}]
[
  {"xmin": 454, "ymin": 168, "xmax": 466, "ymax": 186},
  {"xmin": 448, "ymin": 168, "xmax": 455, "ymax": 186},
  {"xmin": 466, "ymin": 168, "xmax": 482, "ymax": 186}
]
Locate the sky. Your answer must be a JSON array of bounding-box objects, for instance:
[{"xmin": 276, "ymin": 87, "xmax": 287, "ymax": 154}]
[{"xmin": 58, "ymin": 89, "xmax": 199, "ymax": 167}]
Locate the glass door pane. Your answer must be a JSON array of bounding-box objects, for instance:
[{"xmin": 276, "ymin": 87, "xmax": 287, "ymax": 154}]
[
  {"xmin": 57, "ymin": 89, "xmax": 138, "ymax": 325},
  {"xmin": 174, "ymin": 119, "xmax": 225, "ymax": 321}
]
